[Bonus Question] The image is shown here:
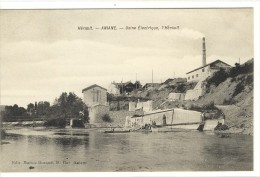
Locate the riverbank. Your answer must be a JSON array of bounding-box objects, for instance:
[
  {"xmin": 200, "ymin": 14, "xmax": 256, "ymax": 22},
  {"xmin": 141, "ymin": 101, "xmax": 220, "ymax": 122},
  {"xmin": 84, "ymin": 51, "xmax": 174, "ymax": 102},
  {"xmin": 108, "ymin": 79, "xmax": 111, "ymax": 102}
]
[
  {"xmin": 1, "ymin": 107, "xmax": 253, "ymax": 136},
  {"xmin": 216, "ymin": 105, "xmax": 253, "ymax": 136}
]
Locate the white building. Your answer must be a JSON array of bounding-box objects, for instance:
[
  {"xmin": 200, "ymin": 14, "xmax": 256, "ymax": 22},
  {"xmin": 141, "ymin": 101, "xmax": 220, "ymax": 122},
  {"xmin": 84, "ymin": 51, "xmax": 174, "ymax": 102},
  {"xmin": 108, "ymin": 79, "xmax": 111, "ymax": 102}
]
[
  {"xmin": 186, "ymin": 59, "xmax": 231, "ymax": 82},
  {"xmin": 185, "ymin": 38, "xmax": 231, "ymax": 101}
]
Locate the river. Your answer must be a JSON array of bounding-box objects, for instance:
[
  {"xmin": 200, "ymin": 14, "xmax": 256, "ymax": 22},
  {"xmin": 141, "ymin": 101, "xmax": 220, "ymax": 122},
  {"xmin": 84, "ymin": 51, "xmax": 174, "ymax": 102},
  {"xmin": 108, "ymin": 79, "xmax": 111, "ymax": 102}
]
[{"xmin": 0, "ymin": 128, "xmax": 253, "ymax": 172}]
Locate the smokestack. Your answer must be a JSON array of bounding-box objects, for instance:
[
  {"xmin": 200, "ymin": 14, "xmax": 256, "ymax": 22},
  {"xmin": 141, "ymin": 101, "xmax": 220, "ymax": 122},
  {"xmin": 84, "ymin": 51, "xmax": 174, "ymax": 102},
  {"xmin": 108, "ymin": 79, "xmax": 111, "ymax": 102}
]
[{"xmin": 202, "ymin": 37, "xmax": 206, "ymax": 66}]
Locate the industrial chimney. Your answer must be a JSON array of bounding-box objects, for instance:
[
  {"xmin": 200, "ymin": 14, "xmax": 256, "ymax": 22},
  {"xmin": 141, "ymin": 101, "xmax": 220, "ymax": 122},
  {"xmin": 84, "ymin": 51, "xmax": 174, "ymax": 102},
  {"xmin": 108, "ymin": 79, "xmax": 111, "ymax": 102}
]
[{"xmin": 202, "ymin": 37, "xmax": 206, "ymax": 66}]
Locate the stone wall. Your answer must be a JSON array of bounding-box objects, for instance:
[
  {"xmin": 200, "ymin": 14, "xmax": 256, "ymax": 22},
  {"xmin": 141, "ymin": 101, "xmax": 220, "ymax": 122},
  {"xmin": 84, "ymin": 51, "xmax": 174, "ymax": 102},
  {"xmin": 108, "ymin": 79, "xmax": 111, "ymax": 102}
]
[
  {"xmin": 136, "ymin": 100, "xmax": 153, "ymax": 112},
  {"xmin": 184, "ymin": 89, "xmax": 203, "ymax": 101},
  {"xmin": 125, "ymin": 108, "xmax": 202, "ymax": 129},
  {"xmin": 184, "ymin": 80, "xmax": 206, "ymax": 101},
  {"xmin": 204, "ymin": 118, "xmax": 225, "ymax": 131},
  {"xmin": 89, "ymin": 105, "xmax": 110, "ymax": 124},
  {"xmin": 168, "ymin": 93, "xmax": 185, "ymax": 101},
  {"xmin": 129, "ymin": 102, "xmax": 137, "ymax": 111}
]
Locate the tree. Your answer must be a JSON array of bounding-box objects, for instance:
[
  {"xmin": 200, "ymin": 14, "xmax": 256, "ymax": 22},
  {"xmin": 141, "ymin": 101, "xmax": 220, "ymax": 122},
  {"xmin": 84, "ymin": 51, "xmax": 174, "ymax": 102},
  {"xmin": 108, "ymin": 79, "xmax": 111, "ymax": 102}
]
[
  {"xmin": 27, "ymin": 103, "xmax": 34, "ymax": 117},
  {"xmin": 12, "ymin": 104, "xmax": 19, "ymax": 116},
  {"xmin": 37, "ymin": 101, "xmax": 50, "ymax": 116},
  {"xmin": 27, "ymin": 103, "xmax": 34, "ymax": 112},
  {"xmin": 58, "ymin": 92, "xmax": 68, "ymax": 107},
  {"xmin": 34, "ymin": 102, "xmax": 38, "ymax": 117},
  {"xmin": 83, "ymin": 105, "xmax": 89, "ymax": 123},
  {"xmin": 67, "ymin": 92, "xmax": 77, "ymax": 106},
  {"xmin": 1, "ymin": 104, "xmax": 28, "ymax": 122},
  {"xmin": 49, "ymin": 92, "xmax": 86, "ymax": 120}
]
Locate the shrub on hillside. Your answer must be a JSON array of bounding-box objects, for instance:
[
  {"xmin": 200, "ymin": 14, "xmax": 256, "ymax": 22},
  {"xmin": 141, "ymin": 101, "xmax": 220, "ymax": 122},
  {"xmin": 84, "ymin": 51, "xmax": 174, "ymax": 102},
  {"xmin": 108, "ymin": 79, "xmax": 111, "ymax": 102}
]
[
  {"xmin": 176, "ymin": 84, "xmax": 186, "ymax": 93},
  {"xmin": 206, "ymin": 68, "xmax": 229, "ymax": 87},
  {"xmin": 223, "ymin": 98, "xmax": 235, "ymax": 105},
  {"xmin": 245, "ymin": 74, "xmax": 253, "ymax": 85},
  {"xmin": 229, "ymin": 60, "xmax": 254, "ymax": 78},
  {"xmin": 233, "ymin": 81, "xmax": 245, "ymax": 97},
  {"xmin": 102, "ymin": 114, "xmax": 113, "ymax": 122},
  {"xmin": 202, "ymin": 101, "xmax": 215, "ymax": 109},
  {"xmin": 185, "ymin": 101, "xmax": 216, "ymax": 112}
]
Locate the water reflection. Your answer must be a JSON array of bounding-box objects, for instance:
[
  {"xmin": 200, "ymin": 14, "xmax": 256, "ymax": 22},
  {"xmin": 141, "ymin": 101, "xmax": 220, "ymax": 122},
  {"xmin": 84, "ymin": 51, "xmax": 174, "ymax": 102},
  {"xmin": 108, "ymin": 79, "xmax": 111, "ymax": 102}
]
[
  {"xmin": 53, "ymin": 137, "xmax": 89, "ymax": 147},
  {"xmin": 0, "ymin": 129, "xmax": 253, "ymax": 172}
]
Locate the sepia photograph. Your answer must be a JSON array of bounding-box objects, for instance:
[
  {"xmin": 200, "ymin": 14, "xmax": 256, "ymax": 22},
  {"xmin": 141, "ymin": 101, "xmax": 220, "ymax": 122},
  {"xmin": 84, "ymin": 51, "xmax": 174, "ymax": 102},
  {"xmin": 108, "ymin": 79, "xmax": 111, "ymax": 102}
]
[{"xmin": 0, "ymin": 6, "xmax": 257, "ymax": 174}]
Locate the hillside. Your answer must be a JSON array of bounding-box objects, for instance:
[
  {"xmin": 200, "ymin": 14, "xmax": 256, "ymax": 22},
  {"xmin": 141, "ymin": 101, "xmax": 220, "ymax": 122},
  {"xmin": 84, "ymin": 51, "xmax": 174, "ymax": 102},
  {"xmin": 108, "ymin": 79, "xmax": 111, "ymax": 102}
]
[
  {"xmin": 197, "ymin": 59, "xmax": 254, "ymax": 135},
  {"xmin": 132, "ymin": 58, "xmax": 254, "ymax": 135}
]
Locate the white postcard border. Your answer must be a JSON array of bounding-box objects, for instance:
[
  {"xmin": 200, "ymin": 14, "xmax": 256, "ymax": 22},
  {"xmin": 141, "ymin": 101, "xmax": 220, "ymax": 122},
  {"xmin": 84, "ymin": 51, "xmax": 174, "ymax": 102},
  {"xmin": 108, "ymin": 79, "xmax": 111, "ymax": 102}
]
[{"xmin": 0, "ymin": 1, "xmax": 259, "ymax": 177}]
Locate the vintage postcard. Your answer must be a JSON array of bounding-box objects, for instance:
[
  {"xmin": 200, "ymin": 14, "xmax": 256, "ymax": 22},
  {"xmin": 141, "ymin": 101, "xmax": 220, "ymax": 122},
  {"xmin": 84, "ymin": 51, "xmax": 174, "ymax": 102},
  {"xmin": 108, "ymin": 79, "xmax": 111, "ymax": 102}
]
[{"xmin": 0, "ymin": 6, "xmax": 258, "ymax": 175}]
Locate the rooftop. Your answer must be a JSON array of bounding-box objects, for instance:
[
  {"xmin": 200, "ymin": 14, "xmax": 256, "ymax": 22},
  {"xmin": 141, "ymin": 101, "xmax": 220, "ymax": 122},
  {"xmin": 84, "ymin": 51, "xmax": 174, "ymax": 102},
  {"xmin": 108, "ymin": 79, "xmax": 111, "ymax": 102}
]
[
  {"xmin": 82, "ymin": 84, "xmax": 107, "ymax": 93},
  {"xmin": 186, "ymin": 59, "xmax": 231, "ymax": 74}
]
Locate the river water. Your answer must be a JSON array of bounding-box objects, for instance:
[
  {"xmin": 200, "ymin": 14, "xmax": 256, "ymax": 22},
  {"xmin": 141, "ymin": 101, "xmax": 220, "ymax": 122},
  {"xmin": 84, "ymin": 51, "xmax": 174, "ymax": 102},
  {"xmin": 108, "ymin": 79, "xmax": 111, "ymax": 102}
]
[{"xmin": 0, "ymin": 128, "xmax": 253, "ymax": 172}]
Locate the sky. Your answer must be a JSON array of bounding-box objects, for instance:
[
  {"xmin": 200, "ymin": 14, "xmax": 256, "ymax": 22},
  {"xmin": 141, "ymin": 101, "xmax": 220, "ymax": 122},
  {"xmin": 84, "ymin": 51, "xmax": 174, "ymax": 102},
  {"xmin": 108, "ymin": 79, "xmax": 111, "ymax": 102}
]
[{"xmin": 0, "ymin": 9, "xmax": 254, "ymax": 107}]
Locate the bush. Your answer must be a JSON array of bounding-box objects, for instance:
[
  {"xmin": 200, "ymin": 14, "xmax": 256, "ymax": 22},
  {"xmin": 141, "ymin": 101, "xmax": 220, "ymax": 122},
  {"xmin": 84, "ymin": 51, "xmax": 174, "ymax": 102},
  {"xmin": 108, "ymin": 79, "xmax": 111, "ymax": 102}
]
[
  {"xmin": 229, "ymin": 60, "xmax": 254, "ymax": 78},
  {"xmin": 245, "ymin": 74, "xmax": 253, "ymax": 85},
  {"xmin": 202, "ymin": 101, "xmax": 215, "ymax": 109},
  {"xmin": 102, "ymin": 114, "xmax": 113, "ymax": 122},
  {"xmin": 44, "ymin": 118, "xmax": 66, "ymax": 128},
  {"xmin": 223, "ymin": 98, "xmax": 235, "ymax": 105},
  {"xmin": 214, "ymin": 124, "xmax": 229, "ymax": 131},
  {"xmin": 189, "ymin": 103, "xmax": 201, "ymax": 111},
  {"xmin": 71, "ymin": 119, "xmax": 85, "ymax": 128},
  {"xmin": 207, "ymin": 68, "xmax": 228, "ymax": 87},
  {"xmin": 176, "ymin": 84, "xmax": 186, "ymax": 93},
  {"xmin": 185, "ymin": 101, "xmax": 216, "ymax": 112},
  {"xmin": 233, "ymin": 82, "xmax": 245, "ymax": 97}
]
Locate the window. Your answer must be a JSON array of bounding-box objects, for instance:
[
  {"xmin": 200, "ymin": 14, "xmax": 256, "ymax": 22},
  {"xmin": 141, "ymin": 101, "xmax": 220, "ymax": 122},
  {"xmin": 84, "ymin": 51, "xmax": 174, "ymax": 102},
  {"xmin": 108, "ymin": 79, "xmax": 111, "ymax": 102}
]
[
  {"xmin": 188, "ymin": 77, "xmax": 190, "ymax": 80},
  {"xmin": 196, "ymin": 74, "xmax": 199, "ymax": 77},
  {"xmin": 192, "ymin": 75, "xmax": 194, "ymax": 79},
  {"xmin": 202, "ymin": 68, "xmax": 205, "ymax": 72}
]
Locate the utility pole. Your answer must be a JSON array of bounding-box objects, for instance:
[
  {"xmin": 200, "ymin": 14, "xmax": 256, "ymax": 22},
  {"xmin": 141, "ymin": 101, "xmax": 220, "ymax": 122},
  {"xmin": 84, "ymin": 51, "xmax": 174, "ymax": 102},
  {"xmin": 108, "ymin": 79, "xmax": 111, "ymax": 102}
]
[
  {"xmin": 152, "ymin": 69, "xmax": 153, "ymax": 84},
  {"xmin": 136, "ymin": 73, "xmax": 137, "ymax": 90}
]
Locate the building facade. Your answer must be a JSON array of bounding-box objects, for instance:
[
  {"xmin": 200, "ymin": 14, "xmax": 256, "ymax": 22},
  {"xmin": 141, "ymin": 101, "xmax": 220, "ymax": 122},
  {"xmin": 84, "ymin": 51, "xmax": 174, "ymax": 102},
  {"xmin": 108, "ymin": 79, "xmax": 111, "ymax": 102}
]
[
  {"xmin": 186, "ymin": 60, "xmax": 231, "ymax": 82},
  {"xmin": 82, "ymin": 84, "xmax": 107, "ymax": 107},
  {"xmin": 82, "ymin": 84, "xmax": 109, "ymax": 124},
  {"xmin": 185, "ymin": 38, "xmax": 231, "ymax": 101}
]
